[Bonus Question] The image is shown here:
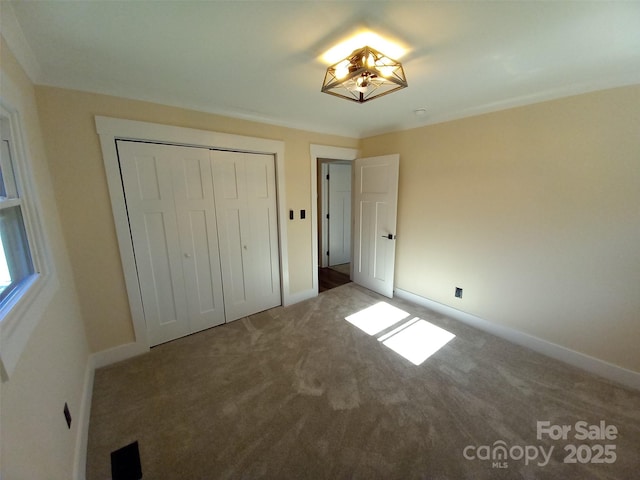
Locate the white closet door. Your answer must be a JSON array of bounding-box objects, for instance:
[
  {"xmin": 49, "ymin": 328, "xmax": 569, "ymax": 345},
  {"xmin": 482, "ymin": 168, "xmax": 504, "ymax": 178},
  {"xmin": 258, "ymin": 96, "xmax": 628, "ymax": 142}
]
[
  {"xmin": 212, "ymin": 150, "xmax": 281, "ymax": 321},
  {"xmin": 118, "ymin": 141, "xmax": 225, "ymax": 345},
  {"xmin": 171, "ymin": 149, "xmax": 226, "ymax": 333}
]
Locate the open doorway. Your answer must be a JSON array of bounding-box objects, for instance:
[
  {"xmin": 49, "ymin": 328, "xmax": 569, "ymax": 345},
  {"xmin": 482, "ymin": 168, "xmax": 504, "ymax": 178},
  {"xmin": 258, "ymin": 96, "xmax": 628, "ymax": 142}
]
[
  {"xmin": 317, "ymin": 159, "xmax": 352, "ymax": 292},
  {"xmin": 310, "ymin": 145, "xmax": 358, "ymax": 297}
]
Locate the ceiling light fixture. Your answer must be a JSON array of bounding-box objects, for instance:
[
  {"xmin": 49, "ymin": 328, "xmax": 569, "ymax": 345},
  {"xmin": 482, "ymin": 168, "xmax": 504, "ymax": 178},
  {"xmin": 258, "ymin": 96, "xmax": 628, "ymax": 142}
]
[{"xmin": 321, "ymin": 45, "xmax": 408, "ymax": 104}]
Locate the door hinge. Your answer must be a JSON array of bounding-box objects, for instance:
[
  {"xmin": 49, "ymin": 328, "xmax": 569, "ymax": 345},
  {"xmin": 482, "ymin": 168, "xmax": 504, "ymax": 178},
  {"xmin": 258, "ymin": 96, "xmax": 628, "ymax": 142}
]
[
  {"xmin": 326, "ymin": 251, "xmax": 329, "ymax": 256},
  {"xmin": 326, "ymin": 213, "xmax": 329, "ymax": 219},
  {"xmin": 326, "ymin": 174, "xmax": 330, "ymax": 180}
]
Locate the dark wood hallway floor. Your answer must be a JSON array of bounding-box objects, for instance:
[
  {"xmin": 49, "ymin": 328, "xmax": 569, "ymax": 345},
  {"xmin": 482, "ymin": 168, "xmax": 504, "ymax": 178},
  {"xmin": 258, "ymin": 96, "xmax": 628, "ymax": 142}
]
[{"xmin": 318, "ymin": 267, "xmax": 351, "ymax": 292}]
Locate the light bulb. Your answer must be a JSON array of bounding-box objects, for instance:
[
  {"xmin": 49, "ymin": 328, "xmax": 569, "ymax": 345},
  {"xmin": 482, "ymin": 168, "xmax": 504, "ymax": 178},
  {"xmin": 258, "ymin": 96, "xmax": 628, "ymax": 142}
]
[
  {"xmin": 367, "ymin": 53, "xmax": 375, "ymax": 67},
  {"xmin": 375, "ymin": 57, "xmax": 396, "ymax": 77},
  {"xmin": 377, "ymin": 65, "xmax": 397, "ymax": 78},
  {"xmin": 334, "ymin": 62, "xmax": 349, "ymax": 80},
  {"xmin": 355, "ymin": 76, "xmax": 370, "ymax": 93}
]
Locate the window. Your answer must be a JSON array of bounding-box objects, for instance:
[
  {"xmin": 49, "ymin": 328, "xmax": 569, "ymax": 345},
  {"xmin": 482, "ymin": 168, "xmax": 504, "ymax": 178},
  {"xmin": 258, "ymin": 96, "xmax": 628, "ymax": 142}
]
[
  {"xmin": 0, "ymin": 117, "xmax": 36, "ymax": 302},
  {"xmin": 0, "ymin": 103, "xmax": 55, "ymax": 379}
]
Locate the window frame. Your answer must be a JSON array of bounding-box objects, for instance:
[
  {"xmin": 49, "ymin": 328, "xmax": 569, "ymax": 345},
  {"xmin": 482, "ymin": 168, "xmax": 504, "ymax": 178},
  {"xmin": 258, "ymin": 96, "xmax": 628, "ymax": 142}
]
[
  {"xmin": 0, "ymin": 101, "xmax": 57, "ymax": 380},
  {"xmin": 0, "ymin": 136, "xmax": 36, "ymax": 302}
]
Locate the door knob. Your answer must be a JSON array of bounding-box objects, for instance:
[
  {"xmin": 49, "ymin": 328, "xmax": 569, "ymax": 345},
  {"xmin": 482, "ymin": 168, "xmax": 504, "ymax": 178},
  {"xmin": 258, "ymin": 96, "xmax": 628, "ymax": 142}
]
[{"xmin": 381, "ymin": 234, "xmax": 396, "ymax": 240}]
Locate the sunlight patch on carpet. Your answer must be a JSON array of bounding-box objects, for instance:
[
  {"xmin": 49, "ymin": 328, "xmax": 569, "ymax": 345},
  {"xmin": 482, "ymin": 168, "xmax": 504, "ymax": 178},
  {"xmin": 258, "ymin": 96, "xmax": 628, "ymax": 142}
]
[
  {"xmin": 346, "ymin": 303, "xmax": 455, "ymax": 365},
  {"xmin": 345, "ymin": 301, "xmax": 410, "ymax": 336},
  {"xmin": 380, "ymin": 318, "xmax": 455, "ymax": 365}
]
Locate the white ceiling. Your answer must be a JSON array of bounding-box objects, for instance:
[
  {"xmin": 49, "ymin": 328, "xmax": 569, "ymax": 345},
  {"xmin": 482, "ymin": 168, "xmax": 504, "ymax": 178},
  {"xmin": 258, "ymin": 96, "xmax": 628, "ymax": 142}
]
[{"xmin": 3, "ymin": 1, "xmax": 640, "ymax": 138}]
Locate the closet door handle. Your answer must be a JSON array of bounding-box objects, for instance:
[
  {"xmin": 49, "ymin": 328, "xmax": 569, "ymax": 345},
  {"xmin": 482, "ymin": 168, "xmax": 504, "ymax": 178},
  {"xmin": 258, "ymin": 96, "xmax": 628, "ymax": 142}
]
[{"xmin": 381, "ymin": 234, "xmax": 396, "ymax": 240}]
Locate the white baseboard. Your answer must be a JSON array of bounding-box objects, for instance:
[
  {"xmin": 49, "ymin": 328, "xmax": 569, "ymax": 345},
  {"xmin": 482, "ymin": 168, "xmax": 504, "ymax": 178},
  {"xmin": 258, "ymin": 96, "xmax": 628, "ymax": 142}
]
[
  {"xmin": 394, "ymin": 288, "xmax": 640, "ymax": 391},
  {"xmin": 73, "ymin": 355, "xmax": 95, "ymax": 480},
  {"xmin": 92, "ymin": 341, "xmax": 149, "ymax": 369},
  {"xmin": 72, "ymin": 342, "xmax": 149, "ymax": 479},
  {"xmin": 284, "ymin": 288, "xmax": 317, "ymax": 306}
]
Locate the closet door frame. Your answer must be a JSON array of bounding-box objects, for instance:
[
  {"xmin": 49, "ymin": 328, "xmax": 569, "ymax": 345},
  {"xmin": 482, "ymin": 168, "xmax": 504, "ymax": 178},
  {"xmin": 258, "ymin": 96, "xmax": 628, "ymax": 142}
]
[{"xmin": 96, "ymin": 116, "xmax": 289, "ymax": 362}]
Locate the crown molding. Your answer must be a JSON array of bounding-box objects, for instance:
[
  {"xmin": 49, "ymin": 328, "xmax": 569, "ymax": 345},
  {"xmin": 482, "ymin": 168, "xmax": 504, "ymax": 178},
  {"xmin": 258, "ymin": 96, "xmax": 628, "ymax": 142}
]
[{"xmin": 0, "ymin": 2, "xmax": 43, "ymax": 83}]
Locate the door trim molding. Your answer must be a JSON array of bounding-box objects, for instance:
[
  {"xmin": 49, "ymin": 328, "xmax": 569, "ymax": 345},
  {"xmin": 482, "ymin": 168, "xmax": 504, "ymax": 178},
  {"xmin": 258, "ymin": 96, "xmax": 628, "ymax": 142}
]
[
  {"xmin": 96, "ymin": 116, "xmax": 289, "ymax": 352},
  {"xmin": 310, "ymin": 145, "xmax": 358, "ymax": 296},
  {"xmin": 320, "ymin": 162, "xmax": 329, "ymax": 269}
]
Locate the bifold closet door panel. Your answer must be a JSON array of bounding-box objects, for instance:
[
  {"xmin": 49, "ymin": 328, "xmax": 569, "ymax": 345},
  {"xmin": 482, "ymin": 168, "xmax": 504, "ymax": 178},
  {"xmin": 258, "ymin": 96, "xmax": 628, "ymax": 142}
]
[
  {"xmin": 212, "ymin": 150, "xmax": 281, "ymax": 321},
  {"xmin": 118, "ymin": 141, "xmax": 191, "ymax": 345},
  {"xmin": 117, "ymin": 141, "xmax": 225, "ymax": 345},
  {"xmin": 244, "ymin": 155, "xmax": 281, "ymax": 307},
  {"xmin": 171, "ymin": 149, "xmax": 226, "ymax": 333}
]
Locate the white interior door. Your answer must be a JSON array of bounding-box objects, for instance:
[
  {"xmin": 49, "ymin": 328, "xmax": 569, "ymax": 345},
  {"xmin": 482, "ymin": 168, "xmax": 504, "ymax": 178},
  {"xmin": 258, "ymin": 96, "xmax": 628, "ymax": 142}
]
[
  {"xmin": 212, "ymin": 150, "xmax": 281, "ymax": 321},
  {"xmin": 328, "ymin": 163, "xmax": 351, "ymax": 266},
  {"xmin": 118, "ymin": 141, "xmax": 226, "ymax": 345},
  {"xmin": 353, "ymin": 154, "xmax": 399, "ymax": 298}
]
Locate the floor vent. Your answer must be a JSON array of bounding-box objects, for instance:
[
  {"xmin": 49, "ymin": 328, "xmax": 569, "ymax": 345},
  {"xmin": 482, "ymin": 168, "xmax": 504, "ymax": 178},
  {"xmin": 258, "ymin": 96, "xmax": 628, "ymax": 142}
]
[{"xmin": 111, "ymin": 441, "xmax": 142, "ymax": 480}]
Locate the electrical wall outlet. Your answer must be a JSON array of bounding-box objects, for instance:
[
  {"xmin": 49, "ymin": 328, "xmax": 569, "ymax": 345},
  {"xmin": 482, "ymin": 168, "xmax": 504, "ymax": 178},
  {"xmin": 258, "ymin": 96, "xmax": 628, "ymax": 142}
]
[
  {"xmin": 64, "ymin": 402, "xmax": 72, "ymax": 429},
  {"xmin": 455, "ymin": 287, "xmax": 463, "ymax": 298}
]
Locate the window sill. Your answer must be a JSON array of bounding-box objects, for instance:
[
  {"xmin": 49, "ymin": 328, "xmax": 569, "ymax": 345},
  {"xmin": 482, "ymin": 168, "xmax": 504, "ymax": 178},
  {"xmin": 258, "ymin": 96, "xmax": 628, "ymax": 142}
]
[{"xmin": 0, "ymin": 270, "xmax": 58, "ymax": 380}]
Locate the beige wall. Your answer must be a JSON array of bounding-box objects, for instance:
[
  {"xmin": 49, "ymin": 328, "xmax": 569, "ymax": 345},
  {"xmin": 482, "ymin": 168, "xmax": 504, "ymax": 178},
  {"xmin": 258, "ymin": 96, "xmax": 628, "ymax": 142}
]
[
  {"xmin": 34, "ymin": 86, "xmax": 358, "ymax": 352},
  {"xmin": 0, "ymin": 37, "xmax": 90, "ymax": 479},
  {"xmin": 34, "ymin": 83, "xmax": 640, "ymax": 372},
  {"xmin": 360, "ymin": 85, "xmax": 640, "ymax": 372}
]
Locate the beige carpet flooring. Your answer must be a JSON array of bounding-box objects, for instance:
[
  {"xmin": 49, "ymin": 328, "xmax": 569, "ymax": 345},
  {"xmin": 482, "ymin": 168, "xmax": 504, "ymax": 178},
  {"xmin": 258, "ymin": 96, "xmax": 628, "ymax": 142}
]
[{"xmin": 86, "ymin": 283, "xmax": 639, "ymax": 479}]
